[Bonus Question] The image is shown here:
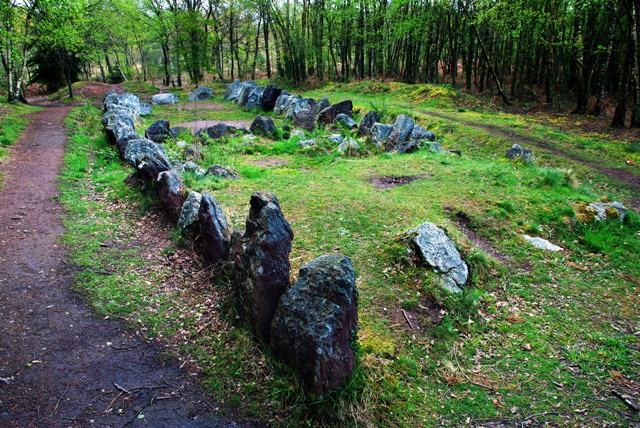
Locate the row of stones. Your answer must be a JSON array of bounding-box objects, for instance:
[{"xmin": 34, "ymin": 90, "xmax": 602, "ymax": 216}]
[{"xmin": 101, "ymin": 90, "xmax": 359, "ymax": 396}]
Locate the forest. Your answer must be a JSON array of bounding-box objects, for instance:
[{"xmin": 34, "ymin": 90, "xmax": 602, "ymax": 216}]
[{"xmin": 1, "ymin": 0, "xmax": 639, "ymax": 127}]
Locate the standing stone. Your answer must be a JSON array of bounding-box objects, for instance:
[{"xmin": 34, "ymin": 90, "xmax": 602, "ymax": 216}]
[
  {"xmin": 230, "ymin": 192, "xmax": 294, "ymax": 342},
  {"xmin": 151, "ymin": 93, "xmax": 179, "ymax": 105},
  {"xmin": 318, "ymin": 100, "xmax": 353, "ymax": 126},
  {"xmin": 262, "ymin": 84, "xmax": 283, "ymax": 111},
  {"xmin": 410, "ymin": 125, "xmax": 436, "ymax": 143},
  {"xmin": 506, "ymin": 144, "xmax": 534, "ymax": 163},
  {"xmin": 293, "ymin": 109, "xmax": 317, "ymax": 132},
  {"xmin": 245, "ymin": 86, "xmax": 266, "ymax": 110},
  {"xmin": 386, "ymin": 114, "xmax": 415, "ymax": 152},
  {"xmin": 188, "ymin": 86, "xmax": 213, "ymax": 101},
  {"xmin": 250, "ymin": 116, "xmax": 276, "ymax": 137},
  {"xmin": 102, "ymin": 109, "xmax": 137, "ymax": 145},
  {"xmin": 285, "ymin": 98, "xmax": 316, "ymax": 120},
  {"xmin": 178, "ymin": 191, "xmax": 203, "ymax": 233},
  {"xmin": 199, "ymin": 192, "xmax": 231, "ymax": 268},
  {"xmin": 273, "ymin": 91, "xmax": 294, "ymax": 115},
  {"xmin": 357, "ymin": 111, "xmax": 381, "ymax": 137},
  {"xmin": 123, "ymin": 137, "xmax": 168, "ymax": 166},
  {"xmin": 334, "ymin": 113, "xmax": 357, "ymax": 129},
  {"xmin": 237, "ymin": 81, "xmax": 258, "ymax": 107},
  {"xmin": 224, "ymin": 80, "xmax": 244, "ymax": 101},
  {"xmin": 145, "ymin": 120, "xmax": 171, "ymax": 143},
  {"xmin": 197, "ymin": 123, "xmax": 228, "ymax": 141},
  {"xmin": 271, "ymin": 254, "xmax": 358, "ymax": 396},
  {"xmin": 370, "ymin": 123, "xmax": 393, "ymax": 149},
  {"xmin": 316, "ymin": 97, "xmax": 330, "ymax": 113},
  {"xmin": 405, "ymin": 222, "xmax": 468, "ymax": 293},
  {"xmin": 156, "ymin": 170, "xmax": 187, "ymax": 223}
]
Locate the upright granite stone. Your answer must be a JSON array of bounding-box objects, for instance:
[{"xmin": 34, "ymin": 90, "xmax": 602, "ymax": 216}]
[
  {"xmin": 188, "ymin": 86, "xmax": 213, "ymax": 101},
  {"xmin": 103, "ymin": 92, "xmax": 141, "ymax": 118},
  {"xmin": 370, "ymin": 123, "xmax": 393, "ymax": 149},
  {"xmin": 357, "ymin": 111, "xmax": 381, "ymax": 137},
  {"xmin": 386, "ymin": 114, "xmax": 415, "ymax": 152},
  {"xmin": 245, "ymin": 86, "xmax": 266, "ymax": 110},
  {"xmin": 316, "ymin": 97, "xmax": 330, "ymax": 113},
  {"xmin": 156, "ymin": 170, "xmax": 187, "ymax": 223},
  {"xmin": 151, "ymin": 93, "xmax": 179, "ymax": 105},
  {"xmin": 405, "ymin": 222, "xmax": 468, "ymax": 293},
  {"xmin": 145, "ymin": 120, "xmax": 171, "ymax": 143},
  {"xmin": 262, "ymin": 84, "xmax": 282, "ymax": 111},
  {"xmin": 102, "ymin": 110, "xmax": 137, "ymax": 145},
  {"xmin": 271, "ymin": 254, "xmax": 358, "ymax": 395},
  {"xmin": 177, "ymin": 191, "xmax": 202, "ymax": 233},
  {"xmin": 199, "ymin": 192, "xmax": 231, "ymax": 267},
  {"xmin": 124, "ymin": 138, "xmax": 173, "ymax": 180},
  {"xmin": 123, "ymin": 137, "xmax": 168, "ymax": 166},
  {"xmin": 293, "ymin": 109, "xmax": 317, "ymax": 132},
  {"xmin": 318, "ymin": 100, "xmax": 353, "ymax": 126},
  {"xmin": 250, "ymin": 116, "xmax": 276, "ymax": 137},
  {"xmin": 230, "ymin": 192, "xmax": 294, "ymax": 342},
  {"xmin": 285, "ymin": 98, "xmax": 316, "ymax": 120},
  {"xmin": 273, "ymin": 91, "xmax": 294, "ymax": 115},
  {"xmin": 506, "ymin": 144, "xmax": 534, "ymax": 163},
  {"xmin": 224, "ymin": 80, "xmax": 244, "ymax": 101},
  {"xmin": 237, "ymin": 81, "xmax": 258, "ymax": 107}
]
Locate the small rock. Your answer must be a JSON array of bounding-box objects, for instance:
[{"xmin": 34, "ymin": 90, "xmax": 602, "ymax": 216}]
[
  {"xmin": 197, "ymin": 123, "xmax": 228, "ymax": 141},
  {"xmin": 188, "ymin": 86, "xmax": 213, "ymax": 101},
  {"xmin": 183, "ymin": 161, "xmax": 205, "ymax": 176},
  {"xmin": 410, "ymin": 125, "xmax": 435, "ymax": 143},
  {"xmin": 429, "ymin": 142, "xmax": 443, "ymax": 152},
  {"xmin": 151, "ymin": 93, "xmax": 179, "ymax": 105},
  {"xmin": 170, "ymin": 126, "xmax": 191, "ymax": 138},
  {"xmin": 506, "ymin": 144, "xmax": 534, "ymax": 163},
  {"xmin": 139, "ymin": 103, "xmax": 152, "ymax": 116},
  {"xmin": 176, "ymin": 140, "xmax": 188, "ymax": 148},
  {"xmin": 588, "ymin": 202, "xmax": 627, "ymax": 222},
  {"xmin": 334, "ymin": 113, "xmax": 357, "ymax": 129},
  {"xmin": 206, "ymin": 164, "xmax": 239, "ymax": 180},
  {"xmin": 522, "ymin": 235, "xmax": 563, "ymax": 252},
  {"xmin": 328, "ymin": 134, "xmax": 343, "ymax": 144},
  {"xmin": 337, "ymin": 138, "xmax": 360, "ymax": 154},
  {"xmin": 297, "ymin": 139, "xmax": 316, "ymax": 148},
  {"xmin": 290, "ymin": 129, "xmax": 305, "ymax": 139}
]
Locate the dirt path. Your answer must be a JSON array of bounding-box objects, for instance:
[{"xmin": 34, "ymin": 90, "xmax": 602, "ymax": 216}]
[
  {"xmin": 0, "ymin": 106, "xmax": 262, "ymax": 427},
  {"xmin": 422, "ymin": 110, "xmax": 640, "ymax": 191}
]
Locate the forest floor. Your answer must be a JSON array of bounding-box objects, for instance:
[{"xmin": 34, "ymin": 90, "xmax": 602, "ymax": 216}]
[
  {"xmin": 0, "ymin": 89, "xmax": 263, "ymax": 427},
  {"xmin": 6, "ymin": 80, "xmax": 639, "ymax": 427}
]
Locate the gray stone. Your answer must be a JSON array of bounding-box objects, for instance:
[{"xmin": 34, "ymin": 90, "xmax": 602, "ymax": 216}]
[
  {"xmin": 183, "ymin": 161, "xmax": 205, "ymax": 176},
  {"xmin": 506, "ymin": 144, "xmax": 534, "ymax": 162},
  {"xmin": 357, "ymin": 111, "xmax": 381, "ymax": 137},
  {"xmin": 273, "ymin": 91, "xmax": 294, "ymax": 115},
  {"xmin": 123, "ymin": 137, "xmax": 168, "ymax": 165},
  {"xmin": 293, "ymin": 108, "xmax": 317, "ymax": 132},
  {"xmin": 297, "ymin": 139, "xmax": 316, "ymax": 148},
  {"xmin": 170, "ymin": 126, "xmax": 191, "ymax": 138},
  {"xmin": 370, "ymin": 123, "xmax": 393, "ymax": 148},
  {"xmin": 285, "ymin": 98, "xmax": 316, "ymax": 120},
  {"xmin": 318, "ymin": 100, "xmax": 353, "ymax": 126},
  {"xmin": 271, "ymin": 254, "xmax": 358, "ymax": 396},
  {"xmin": 397, "ymin": 139, "xmax": 419, "ymax": 154},
  {"xmin": 290, "ymin": 129, "xmax": 305, "ymax": 139},
  {"xmin": 197, "ymin": 123, "xmax": 228, "ymax": 141},
  {"xmin": 151, "ymin": 93, "xmax": 179, "ymax": 105},
  {"xmin": 588, "ymin": 202, "xmax": 627, "ymax": 222},
  {"xmin": 387, "ymin": 114, "xmax": 415, "ymax": 152},
  {"xmin": 245, "ymin": 86, "xmax": 266, "ymax": 110},
  {"xmin": 262, "ymin": 84, "xmax": 282, "ymax": 111},
  {"xmin": 250, "ymin": 116, "xmax": 276, "ymax": 137},
  {"xmin": 178, "ymin": 191, "xmax": 202, "ymax": 232},
  {"xmin": 172, "ymin": 160, "xmax": 185, "ymax": 173},
  {"xmin": 522, "ymin": 235, "xmax": 563, "ymax": 252},
  {"xmin": 115, "ymin": 134, "xmax": 144, "ymax": 156},
  {"xmin": 206, "ymin": 164, "xmax": 239, "ymax": 180},
  {"xmin": 182, "ymin": 145, "xmax": 202, "ymax": 162},
  {"xmin": 316, "ymin": 97, "xmax": 330, "ymax": 113},
  {"xmin": 103, "ymin": 92, "xmax": 141, "ymax": 118},
  {"xmin": 188, "ymin": 86, "xmax": 213, "ymax": 102},
  {"xmin": 199, "ymin": 193, "xmax": 231, "ymax": 267},
  {"xmin": 230, "ymin": 192, "xmax": 294, "ymax": 342},
  {"xmin": 328, "ymin": 134, "xmax": 343, "ymax": 144},
  {"xmin": 334, "ymin": 113, "xmax": 357, "ymax": 129},
  {"xmin": 224, "ymin": 80, "xmax": 244, "ymax": 101},
  {"xmin": 124, "ymin": 138, "xmax": 173, "ymax": 181},
  {"xmin": 145, "ymin": 120, "xmax": 171, "ymax": 143},
  {"xmin": 337, "ymin": 138, "xmax": 360, "ymax": 154},
  {"xmin": 405, "ymin": 222, "xmax": 468, "ymax": 293},
  {"xmin": 410, "ymin": 125, "xmax": 436, "ymax": 143},
  {"xmin": 429, "ymin": 142, "xmax": 443, "ymax": 152},
  {"xmin": 139, "ymin": 103, "xmax": 152, "ymax": 116},
  {"xmin": 102, "ymin": 109, "xmax": 137, "ymax": 144},
  {"xmin": 156, "ymin": 170, "xmax": 187, "ymax": 223},
  {"xmin": 237, "ymin": 81, "xmax": 258, "ymax": 107}
]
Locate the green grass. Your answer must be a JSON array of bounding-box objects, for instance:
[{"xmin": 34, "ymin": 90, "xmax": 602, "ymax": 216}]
[
  {"xmin": 59, "ymin": 82, "xmax": 640, "ymax": 427},
  {"xmin": 0, "ymin": 101, "xmax": 41, "ymax": 187}
]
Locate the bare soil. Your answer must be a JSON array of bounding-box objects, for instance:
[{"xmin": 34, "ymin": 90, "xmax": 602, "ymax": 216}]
[
  {"xmin": 367, "ymin": 175, "xmax": 428, "ymax": 189},
  {"xmin": 0, "ymin": 105, "xmax": 262, "ymax": 427}
]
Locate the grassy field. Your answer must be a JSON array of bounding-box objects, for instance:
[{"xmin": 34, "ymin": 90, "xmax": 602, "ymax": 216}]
[
  {"xmin": 58, "ymin": 81, "xmax": 639, "ymax": 427},
  {"xmin": 0, "ymin": 101, "xmax": 41, "ymax": 188}
]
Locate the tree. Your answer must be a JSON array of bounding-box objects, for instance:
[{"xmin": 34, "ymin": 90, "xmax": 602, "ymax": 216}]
[{"xmin": 0, "ymin": 0, "xmax": 34, "ymax": 103}]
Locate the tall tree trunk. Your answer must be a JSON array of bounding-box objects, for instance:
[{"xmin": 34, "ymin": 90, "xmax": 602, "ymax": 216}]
[
  {"xmin": 592, "ymin": 1, "xmax": 617, "ymax": 115},
  {"xmin": 629, "ymin": 0, "xmax": 640, "ymax": 127},
  {"xmin": 612, "ymin": 49, "xmax": 631, "ymax": 128}
]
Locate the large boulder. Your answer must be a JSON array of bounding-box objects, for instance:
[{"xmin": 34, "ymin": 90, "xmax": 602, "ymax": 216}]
[
  {"xmin": 151, "ymin": 93, "xmax": 179, "ymax": 105},
  {"xmin": 156, "ymin": 170, "xmax": 187, "ymax": 223},
  {"xmin": 357, "ymin": 111, "xmax": 381, "ymax": 137},
  {"xmin": 199, "ymin": 192, "xmax": 231, "ymax": 268},
  {"xmin": 124, "ymin": 138, "xmax": 173, "ymax": 180},
  {"xmin": 178, "ymin": 191, "xmax": 202, "ymax": 233},
  {"xmin": 224, "ymin": 80, "xmax": 244, "ymax": 101},
  {"xmin": 397, "ymin": 139, "xmax": 419, "ymax": 154},
  {"xmin": 237, "ymin": 81, "xmax": 258, "ymax": 107},
  {"xmin": 123, "ymin": 137, "xmax": 168, "ymax": 166},
  {"xmin": 293, "ymin": 109, "xmax": 317, "ymax": 132},
  {"xmin": 271, "ymin": 254, "xmax": 358, "ymax": 395},
  {"xmin": 262, "ymin": 84, "xmax": 283, "ymax": 111},
  {"xmin": 145, "ymin": 120, "xmax": 171, "ymax": 143},
  {"xmin": 410, "ymin": 125, "xmax": 435, "ymax": 143},
  {"xmin": 115, "ymin": 133, "xmax": 144, "ymax": 156},
  {"xmin": 386, "ymin": 114, "xmax": 415, "ymax": 152},
  {"xmin": 188, "ymin": 86, "xmax": 213, "ymax": 102},
  {"xmin": 284, "ymin": 98, "xmax": 316, "ymax": 120},
  {"xmin": 405, "ymin": 222, "xmax": 468, "ymax": 293},
  {"xmin": 370, "ymin": 123, "xmax": 393, "ymax": 149},
  {"xmin": 245, "ymin": 86, "xmax": 266, "ymax": 110},
  {"xmin": 103, "ymin": 92, "xmax": 141, "ymax": 118},
  {"xmin": 506, "ymin": 144, "xmax": 534, "ymax": 163},
  {"xmin": 230, "ymin": 192, "xmax": 294, "ymax": 342},
  {"xmin": 318, "ymin": 100, "xmax": 353, "ymax": 126},
  {"xmin": 102, "ymin": 109, "xmax": 137, "ymax": 144},
  {"xmin": 273, "ymin": 91, "xmax": 295, "ymax": 116},
  {"xmin": 316, "ymin": 97, "xmax": 330, "ymax": 113},
  {"xmin": 197, "ymin": 123, "xmax": 228, "ymax": 141},
  {"xmin": 250, "ymin": 116, "xmax": 276, "ymax": 137}
]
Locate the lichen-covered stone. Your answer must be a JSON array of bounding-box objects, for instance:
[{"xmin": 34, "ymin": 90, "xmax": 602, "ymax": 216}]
[
  {"xmin": 197, "ymin": 123, "xmax": 228, "ymax": 141},
  {"xmin": 318, "ymin": 100, "xmax": 353, "ymax": 126},
  {"xmin": 297, "ymin": 139, "xmax": 316, "ymax": 148},
  {"xmin": 273, "ymin": 91, "xmax": 294, "ymax": 115},
  {"xmin": 370, "ymin": 123, "xmax": 393, "ymax": 148},
  {"xmin": 145, "ymin": 120, "xmax": 171, "ymax": 143},
  {"xmin": 237, "ymin": 81, "xmax": 258, "ymax": 107},
  {"xmin": 156, "ymin": 170, "xmax": 187, "ymax": 223},
  {"xmin": 245, "ymin": 86, "xmax": 265, "ymax": 110},
  {"xmin": 337, "ymin": 138, "xmax": 360, "ymax": 154},
  {"xmin": 386, "ymin": 114, "xmax": 415, "ymax": 152},
  {"xmin": 334, "ymin": 113, "xmax": 357, "ymax": 129},
  {"xmin": 271, "ymin": 254, "xmax": 358, "ymax": 395},
  {"xmin": 151, "ymin": 93, "xmax": 179, "ymax": 105},
  {"xmin": 199, "ymin": 193, "xmax": 231, "ymax": 268},
  {"xmin": 178, "ymin": 191, "xmax": 202, "ymax": 233},
  {"xmin": 405, "ymin": 222, "xmax": 468, "ymax": 293},
  {"xmin": 188, "ymin": 86, "xmax": 213, "ymax": 101},
  {"xmin": 410, "ymin": 125, "xmax": 435, "ymax": 143},
  {"xmin": 123, "ymin": 137, "xmax": 168, "ymax": 165},
  {"xmin": 357, "ymin": 111, "xmax": 381, "ymax": 137},
  {"xmin": 224, "ymin": 80, "xmax": 244, "ymax": 101},
  {"xmin": 206, "ymin": 164, "xmax": 239, "ymax": 180},
  {"xmin": 230, "ymin": 192, "xmax": 294, "ymax": 342},
  {"xmin": 522, "ymin": 235, "xmax": 563, "ymax": 252},
  {"xmin": 250, "ymin": 116, "xmax": 276, "ymax": 136},
  {"xmin": 293, "ymin": 108, "xmax": 317, "ymax": 131},
  {"xmin": 139, "ymin": 103, "xmax": 152, "ymax": 116},
  {"xmin": 506, "ymin": 144, "xmax": 534, "ymax": 163}
]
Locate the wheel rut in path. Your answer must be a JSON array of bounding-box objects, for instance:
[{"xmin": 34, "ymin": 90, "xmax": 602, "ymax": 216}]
[{"xmin": 0, "ymin": 106, "xmax": 262, "ymax": 427}]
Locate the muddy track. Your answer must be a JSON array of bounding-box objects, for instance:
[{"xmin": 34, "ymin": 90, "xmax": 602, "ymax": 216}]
[
  {"xmin": 422, "ymin": 110, "xmax": 640, "ymax": 191},
  {"xmin": 0, "ymin": 106, "xmax": 262, "ymax": 427}
]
